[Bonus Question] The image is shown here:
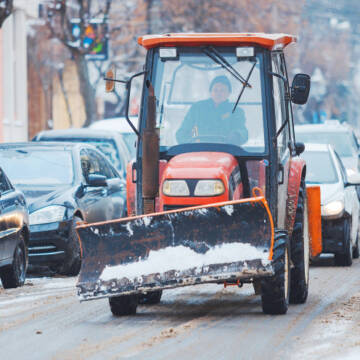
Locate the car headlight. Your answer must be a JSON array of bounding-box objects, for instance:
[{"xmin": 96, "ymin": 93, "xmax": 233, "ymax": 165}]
[
  {"xmin": 346, "ymin": 168, "xmax": 356, "ymax": 177},
  {"xmin": 29, "ymin": 205, "xmax": 66, "ymax": 225},
  {"xmin": 321, "ymin": 200, "xmax": 344, "ymax": 218},
  {"xmin": 194, "ymin": 180, "xmax": 225, "ymax": 196},
  {"xmin": 162, "ymin": 180, "xmax": 190, "ymax": 196}
]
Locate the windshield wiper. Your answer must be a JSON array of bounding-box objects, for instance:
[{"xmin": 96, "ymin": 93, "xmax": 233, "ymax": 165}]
[
  {"xmin": 202, "ymin": 46, "xmax": 251, "ymax": 89},
  {"xmin": 232, "ymin": 60, "xmax": 257, "ymax": 113}
]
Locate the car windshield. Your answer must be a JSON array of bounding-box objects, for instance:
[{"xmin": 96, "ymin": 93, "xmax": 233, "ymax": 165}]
[
  {"xmin": 302, "ymin": 151, "xmax": 339, "ymax": 184},
  {"xmin": 152, "ymin": 47, "xmax": 265, "ymax": 155},
  {"xmin": 0, "ymin": 149, "xmax": 74, "ymax": 185},
  {"xmin": 41, "ymin": 137, "xmax": 122, "ymax": 172},
  {"xmin": 296, "ymin": 131, "xmax": 357, "ymax": 157}
]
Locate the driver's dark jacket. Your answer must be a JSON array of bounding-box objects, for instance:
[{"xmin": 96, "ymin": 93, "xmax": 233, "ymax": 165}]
[{"xmin": 176, "ymin": 98, "xmax": 248, "ymax": 145}]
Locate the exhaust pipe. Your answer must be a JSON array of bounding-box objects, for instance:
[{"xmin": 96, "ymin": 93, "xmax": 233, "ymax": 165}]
[{"xmin": 142, "ymin": 81, "xmax": 159, "ymax": 214}]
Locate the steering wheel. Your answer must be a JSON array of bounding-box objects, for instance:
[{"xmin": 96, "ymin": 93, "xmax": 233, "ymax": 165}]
[{"xmin": 190, "ymin": 135, "xmax": 227, "ymax": 143}]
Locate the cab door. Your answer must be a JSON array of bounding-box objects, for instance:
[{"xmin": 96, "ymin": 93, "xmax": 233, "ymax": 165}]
[
  {"xmin": 78, "ymin": 149, "xmax": 125, "ymax": 223},
  {"xmin": 272, "ymin": 52, "xmax": 291, "ymax": 229},
  {"xmin": 335, "ymin": 152, "xmax": 359, "ymax": 247},
  {"xmin": 78, "ymin": 149, "xmax": 108, "ymax": 223}
]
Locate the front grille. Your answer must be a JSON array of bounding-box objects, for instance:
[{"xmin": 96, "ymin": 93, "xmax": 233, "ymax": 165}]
[
  {"xmin": 163, "ymin": 204, "xmax": 198, "ymax": 211},
  {"xmin": 29, "ymin": 244, "xmax": 58, "ymax": 255}
]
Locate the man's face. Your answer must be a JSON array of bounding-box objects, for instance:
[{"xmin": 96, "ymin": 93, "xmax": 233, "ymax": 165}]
[{"xmin": 211, "ymin": 82, "xmax": 230, "ymax": 105}]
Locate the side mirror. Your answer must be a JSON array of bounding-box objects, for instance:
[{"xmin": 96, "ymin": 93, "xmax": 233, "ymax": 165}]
[
  {"xmin": 105, "ymin": 67, "xmax": 116, "ymax": 93},
  {"xmin": 106, "ymin": 178, "xmax": 125, "ymax": 191},
  {"xmin": 295, "ymin": 142, "xmax": 305, "ymax": 156},
  {"xmin": 346, "ymin": 172, "xmax": 360, "ymax": 186},
  {"xmin": 87, "ymin": 174, "xmax": 107, "ymax": 187},
  {"xmin": 291, "ymin": 74, "xmax": 311, "ymax": 105}
]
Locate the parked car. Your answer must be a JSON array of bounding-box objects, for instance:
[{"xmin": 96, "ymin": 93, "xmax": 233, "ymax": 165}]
[
  {"xmin": 88, "ymin": 117, "xmax": 138, "ymax": 158},
  {"xmin": 32, "ymin": 128, "xmax": 131, "ymax": 178},
  {"xmin": 295, "ymin": 121, "xmax": 360, "ymax": 176},
  {"xmin": 0, "ymin": 166, "xmax": 29, "ymax": 288},
  {"xmin": 302, "ymin": 143, "xmax": 360, "ymax": 266},
  {"xmin": 0, "ymin": 142, "xmax": 126, "ymax": 275}
]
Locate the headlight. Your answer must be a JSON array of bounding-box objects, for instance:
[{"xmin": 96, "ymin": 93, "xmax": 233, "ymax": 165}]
[
  {"xmin": 346, "ymin": 168, "xmax": 356, "ymax": 177},
  {"xmin": 321, "ymin": 200, "xmax": 344, "ymax": 218},
  {"xmin": 162, "ymin": 180, "xmax": 190, "ymax": 196},
  {"xmin": 194, "ymin": 180, "xmax": 225, "ymax": 196},
  {"xmin": 30, "ymin": 205, "xmax": 66, "ymax": 225}
]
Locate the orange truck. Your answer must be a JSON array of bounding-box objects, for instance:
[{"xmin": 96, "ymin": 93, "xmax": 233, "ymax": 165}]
[{"xmin": 76, "ymin": 33, "xmax": 322, "ymax": 315}]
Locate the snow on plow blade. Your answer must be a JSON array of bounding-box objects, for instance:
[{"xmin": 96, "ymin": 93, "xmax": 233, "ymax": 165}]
[{"xmin": 76, "ymin": 195, "xmax": 274, "ymax": 301}]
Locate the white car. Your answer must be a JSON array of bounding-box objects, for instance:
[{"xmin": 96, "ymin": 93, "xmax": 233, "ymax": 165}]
[
  {"xmin": 302, "ymin": 143, "xmax": 360, "ymax": 266},
  {"xmin": 295, "ymin": 120, "xmax": 360, "ymax": 176},
  {"xmin": 89, "ymin": 117, "xmax": 138, "ymax": 159}
]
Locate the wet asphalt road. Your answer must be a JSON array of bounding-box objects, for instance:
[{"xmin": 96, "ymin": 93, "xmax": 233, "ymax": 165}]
[{"xmin": 1, "ymin": 256, "xmax": 360, "ymax": 360}]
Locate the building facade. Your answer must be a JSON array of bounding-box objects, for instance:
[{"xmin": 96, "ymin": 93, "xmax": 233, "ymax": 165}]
[{"xmin": 0, "ymin": 1, "xmax": 41, "ymax": 142}]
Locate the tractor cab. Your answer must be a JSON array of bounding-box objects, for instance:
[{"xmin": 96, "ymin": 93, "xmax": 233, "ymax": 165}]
[{"xmin": 131, "ymin": 34, "xmax": 310, "ymax": 218}]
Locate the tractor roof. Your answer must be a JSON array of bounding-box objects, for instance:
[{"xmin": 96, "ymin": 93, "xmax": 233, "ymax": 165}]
[{"xmin": 138, "ymin": 33, "xmax": 297, "ymax": 51}]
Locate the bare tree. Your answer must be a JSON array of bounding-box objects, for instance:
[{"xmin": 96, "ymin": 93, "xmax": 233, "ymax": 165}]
[
  {"xmin": 45, "ymin": 0, "xmax": 112, "ymax": 126},
  {"xmin": 0, "ymin": 0, "xmax": 13, "ymax": 28},
  {"xmin": 99, "ymin": 0, "xmax": 148, "ymax": 118}
]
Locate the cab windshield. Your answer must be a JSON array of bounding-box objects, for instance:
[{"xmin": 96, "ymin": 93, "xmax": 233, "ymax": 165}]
[{"xmin": 152, "ymin": 47, "xmax": 265, "ymax": 155}]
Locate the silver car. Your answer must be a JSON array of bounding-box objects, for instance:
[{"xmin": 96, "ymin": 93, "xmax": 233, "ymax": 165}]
[
  {"xmin": 89, "ymin": 117, "xmax": 138, "ymax": 159},
  {"xmin": 296, "ymin": 121, "xmax": 360, "ymax": 176},
  {"xmin": 302, "ymin": 143, "xmax": 360, "ymax": 266}
]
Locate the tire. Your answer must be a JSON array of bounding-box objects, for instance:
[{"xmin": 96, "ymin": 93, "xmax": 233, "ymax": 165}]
[
  {"xmin": 109, "ymin": 294, "xmax": 139, "ymax": 316},
  {"xmin": 335, "ymin": 218, "xmax": 352, "ymax": 267},
  {"xmin": 58, "ymin": 216, "xmax": 82, "ymax": 276},
  {"xmin": 261, "ymin": 231, "xmax": 290, "ymax": 315},
  {"xmin": 139, "ymin": 290, "xmax": 163, "ymax": 305},
  {"xmin": 289, "ymin": 180, "xmax": 310, "ymax": 304},
  {"xmin": 353, "ymin": 233, "xmax": 359, "ymax": 259},
  {"xmin": 0, "ymin": 233, "xmax": 28, "ymax": 289}
]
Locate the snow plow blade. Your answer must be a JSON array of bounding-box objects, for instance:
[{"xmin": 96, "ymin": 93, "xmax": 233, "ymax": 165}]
[{"xmin": 76, "ymin": 194, "xmax": 274, "ymax": 301}]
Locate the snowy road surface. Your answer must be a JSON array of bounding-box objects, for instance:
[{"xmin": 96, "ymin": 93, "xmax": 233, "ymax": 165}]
[{"xmin": 1, "ymin": 256, "xmax": 360, "ymax": 359}]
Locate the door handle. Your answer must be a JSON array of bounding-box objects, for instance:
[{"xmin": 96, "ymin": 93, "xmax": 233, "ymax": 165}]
[
  {"xmin": 278, "ymin": 164, "xmax": 284, "ymax": 185},
  {"xmin": 132, "ymin": 162, "xmax": 137, "ymax": 183}
]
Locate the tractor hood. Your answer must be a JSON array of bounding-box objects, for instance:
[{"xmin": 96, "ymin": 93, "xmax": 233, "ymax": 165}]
[{"xmin": 162, "ymin": 152, "xmax": 238, "ymax": 180}]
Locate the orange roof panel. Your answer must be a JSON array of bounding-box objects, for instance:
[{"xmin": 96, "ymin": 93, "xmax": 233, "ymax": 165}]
[{"xmin": 138, "ymin": 33, "xmax": 297, "ymax": 51}]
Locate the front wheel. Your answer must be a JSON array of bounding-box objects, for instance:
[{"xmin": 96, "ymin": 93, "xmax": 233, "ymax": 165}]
[
  {"xmin": 0, "ymin": 233, "xmax": 27, "ymax": 289},
  {"xmin": 109, "ymin": 294, "xmax": 139, "ymax": 316},
  {"xmin": 335, "ymin": 218, "xmax": 352, "ymax": 267},
  {"xmin": 58, "ymin": 216, "xmax": 82, "ymax": 276},
  {"xmin": 261, "ymin": 231, "xmax": 290, "ymax": 315}
]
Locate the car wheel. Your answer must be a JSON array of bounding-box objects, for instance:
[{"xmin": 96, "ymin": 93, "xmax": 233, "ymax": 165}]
[
  {"xmin": 353, "ymin": 233, "xmax": 359, "ymax": 259},
  {"xmin": 335, "ymin": 218, "xmax": 352, "ymax": 266},
  {"xmin": 58, "ymin": 216, "xmax": 82, "ymax": 276},
  {"xmin": 0, "ymin": 233, "xmax": 27, "ymax": 289}
]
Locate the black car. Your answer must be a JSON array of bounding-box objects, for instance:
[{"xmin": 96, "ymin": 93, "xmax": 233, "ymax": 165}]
[
  {"xmin": 32, "ymin": 128, "xmax": 132, "ymax": 179},
  {"xmin": 0, "ymin": 167, "xmax": 29, "ymax": 288},
  {"xmin": 0, "ymin": 142, "xmax": 126, "ymax": 276}
]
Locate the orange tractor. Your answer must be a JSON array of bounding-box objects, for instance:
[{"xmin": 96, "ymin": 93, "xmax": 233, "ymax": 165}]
[{"xmin": 76, "ymin": 33, "xmax": 322, "ymax": 315}]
